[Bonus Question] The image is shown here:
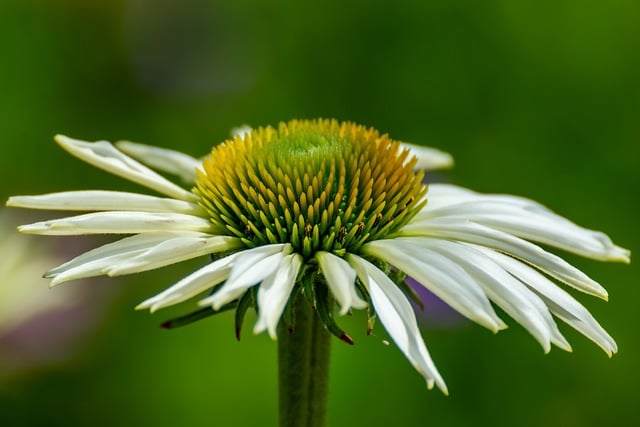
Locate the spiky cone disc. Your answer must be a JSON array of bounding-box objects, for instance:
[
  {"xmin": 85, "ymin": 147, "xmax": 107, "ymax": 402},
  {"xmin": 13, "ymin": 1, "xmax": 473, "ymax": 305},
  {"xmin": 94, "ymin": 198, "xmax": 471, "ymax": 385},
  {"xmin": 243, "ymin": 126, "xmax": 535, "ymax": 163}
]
[{"xmin": 195, "ymin": 119, "xmax": 427, "ymax": 260}]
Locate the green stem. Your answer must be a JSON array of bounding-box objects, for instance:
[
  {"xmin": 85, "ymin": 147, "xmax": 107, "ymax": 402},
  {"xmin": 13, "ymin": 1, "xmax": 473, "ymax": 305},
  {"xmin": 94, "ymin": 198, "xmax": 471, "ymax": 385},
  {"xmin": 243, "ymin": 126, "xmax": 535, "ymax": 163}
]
[{"xmin": 278, "ymin": 293, "xmax": 331, "ymax": 427}]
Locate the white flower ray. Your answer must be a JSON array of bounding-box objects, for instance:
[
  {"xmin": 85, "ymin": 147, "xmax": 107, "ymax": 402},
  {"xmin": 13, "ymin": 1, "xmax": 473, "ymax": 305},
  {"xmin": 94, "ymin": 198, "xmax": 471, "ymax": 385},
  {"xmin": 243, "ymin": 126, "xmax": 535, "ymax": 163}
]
[
  {"xmin": 399, "ymin": 218, "xmax": 609, "ymax": 300},
  {"xmin": 55, "ymin": 135, "xmax": 196, "ymax": 201},
  {"xmin": 137, "ymin": 253, "xmax": 239, "ymax": 313},
  {"xmin": 116, "ymin": 140, "xmax": 203, "ymax": 185},
  {"xmin": 408, "ymin": 238, "xmax": 571, "ymax": 353},
  {"xmin": 347, "ymin": 254, "xmax": 448, "ymax": 394},
  {"xmin": 364, "ymin": 239, "xmax": 505, "ymax": 332},
  {"xmin": 7, "ymin": 190, "xmax": 205, "ymax": 215},
  {"xmin": 316, "ymin": 251, "xmax": 367, "ymax": 315},
  {"xmin": 200, "ymin": 244, "xmax": 291, "ymax": 310},
  {"xmin": 254, "ymin": 253, "xmax": 303, "ymax": 339},
  {"xmin": 413, "ymin": 200, "xmax": 629, "ymax": 263},
  {"xmin": 399, "ymin": 142, "xmax": 454, "ymax": 171},
  {"xmin": 46, "ymin": 232, "xmax": 195, "ymax": 277},
  {"xmin": 423, "ymin": 183, "xmax": 551, "ymax": 211},
  {"xmin": 105, "ymin": 235, "xmax": 242, "ymax": 276},
  {"xmin": 477, "ymin": 247, "xmax": 618, "ymax": 356},
  {"xmin": 17, "ymin": 211, "xmax": 213, "ymax": 235},
  {"xmin": 45, "ymin": 232, "xmax": 239, "ymax": 286}
]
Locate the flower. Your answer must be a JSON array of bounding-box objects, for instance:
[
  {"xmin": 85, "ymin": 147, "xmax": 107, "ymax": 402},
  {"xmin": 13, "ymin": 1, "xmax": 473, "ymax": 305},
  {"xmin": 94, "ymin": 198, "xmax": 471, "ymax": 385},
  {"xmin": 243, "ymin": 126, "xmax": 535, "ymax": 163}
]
[{"xmin": 7, "ymin": 119, "xmax": 628, "ymax": 394}]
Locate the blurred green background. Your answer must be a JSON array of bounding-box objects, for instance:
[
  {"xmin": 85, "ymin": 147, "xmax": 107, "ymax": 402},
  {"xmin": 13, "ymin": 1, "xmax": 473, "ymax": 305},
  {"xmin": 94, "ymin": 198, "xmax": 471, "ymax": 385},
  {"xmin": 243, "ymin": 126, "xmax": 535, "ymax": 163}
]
[{"xmin": 1, "ymin": 1, "xmax": 638, "ymax": 426}]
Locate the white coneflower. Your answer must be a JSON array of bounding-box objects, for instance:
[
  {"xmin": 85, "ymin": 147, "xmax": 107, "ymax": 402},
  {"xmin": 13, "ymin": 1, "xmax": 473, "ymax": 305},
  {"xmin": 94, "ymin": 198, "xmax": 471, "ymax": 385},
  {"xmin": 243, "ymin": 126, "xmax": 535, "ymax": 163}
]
[{"xmin": 7, "ymin": 119, "xmax": 628, "ymax": 395}]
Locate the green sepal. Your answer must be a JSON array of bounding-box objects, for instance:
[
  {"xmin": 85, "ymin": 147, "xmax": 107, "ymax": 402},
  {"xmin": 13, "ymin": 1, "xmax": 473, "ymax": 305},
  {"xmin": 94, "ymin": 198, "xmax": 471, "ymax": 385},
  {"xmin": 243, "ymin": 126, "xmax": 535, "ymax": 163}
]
[
  {"xmin": 235, "ymin": 290, "xmax": 255, "ymax": 341},
  {"xmin": 161, "ymin": 302, "xmax": 238, "ymax": 329},
  {"xmin": 300, "ymin": 269, "xmax": 318, "ymax": 309},
  {"xmin": 367, "ymin": 310, "xmax": 377, "ymax": 336},
  {"xmin": 396, "ymin": 279, "xmax": 425, "ymax": 311},
  {"xmin": 314, "ymin": 282, "xmax": 354, "ymax": 345},
  {"xmin": 373, "ymin": 261, "xmax": 424, "ymax": 310},
  {"xmin": 353, "ymin": 278, "xmax": 376, "ymax": 335},
  {"xmin": 388, "ymin": 263, "xmax": 424, "ymax": 311}
]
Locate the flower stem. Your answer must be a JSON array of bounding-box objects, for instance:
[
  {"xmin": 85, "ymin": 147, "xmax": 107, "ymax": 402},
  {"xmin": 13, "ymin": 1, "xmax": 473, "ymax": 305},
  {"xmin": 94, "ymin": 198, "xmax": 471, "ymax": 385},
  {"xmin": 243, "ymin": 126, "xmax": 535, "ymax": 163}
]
[{"xmin": 278, "ymin": 293, "xmax": 331, "ymax": 427}]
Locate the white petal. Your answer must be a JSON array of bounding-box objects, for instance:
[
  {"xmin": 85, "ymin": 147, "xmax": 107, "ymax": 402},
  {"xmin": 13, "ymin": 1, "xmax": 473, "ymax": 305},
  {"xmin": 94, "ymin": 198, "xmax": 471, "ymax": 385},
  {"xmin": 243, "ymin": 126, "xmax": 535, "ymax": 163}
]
[
  {"xmin": 47, "ymin": 232, "xmax": 193, "ymax": 277},
  {"xmin": 115, "ymin": 141, "xmax": 203, "ymax": 184},
  {"xmin": 49, "ymin": 250, "xmax": 147, "ymax": 286},
  {"xmin": 422, "ymin": 183, "xmax": 549, "ymax": 211},
  {"xmin": 7, "ymin": 190, "xmax": 205, "ymax": 215},
  {"xmin": 253, "ymin": 253, "xmax": 302, "ymax": 338},
  {"xmin": 137, "ymin": 253, "xmax": 238, "ymax": 312},
  {"xmin": 18, "ymin": 211, "xmax": 213, "ymax": 235},
  {"xmin": 347, "ymin": 254, "xmax": 448, "ymax": 394},
  {"xmin": 399, "ymin": 219, "xmax": 609, "ymax": 300},
  {"xmin": 106, "ymin": 235, "xmax": 242, "ymax": 276},
  {"xmin": 45, "ymin": 232, "xmax": 232, "ymax": 286},
  {"xmin": 414, "ymin": 200, "xmax": 629, "ymax": 263},
  {"xmin": 55, "ymin": 135, "xmax": 196, "ymax": 201},
  {"xmin": 420, "ymin": 239, "xmax": 570, "ymax": 353},
  {"xmin": 230, "ymin": 125, "xmax": 252, "ymax": 139},
  {"xmin": 364, "ymin": 239, "xmax": 505, "ymax": 332},
  {"xmin": 399, "ymin": 142, "xmax": 454, "ymax": 171},
  {"xmin": 200, "ymin": 244, "xmax": 290, "ymax": 309},
  {"xmin": 480, "ymin": 248, "xmax": 617, "ymax": 356},
  {"xmin": 316, "ymin": 251, "xmax": 367, "ymax": 315}
]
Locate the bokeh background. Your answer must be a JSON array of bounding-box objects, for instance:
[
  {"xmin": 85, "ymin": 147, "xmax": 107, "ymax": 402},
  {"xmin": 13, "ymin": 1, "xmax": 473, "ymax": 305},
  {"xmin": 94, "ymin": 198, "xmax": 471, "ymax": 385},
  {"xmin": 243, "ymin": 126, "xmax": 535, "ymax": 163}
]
[{"xmin": 1, "ymin": 1, "xmax": 638, "ymax": 426}]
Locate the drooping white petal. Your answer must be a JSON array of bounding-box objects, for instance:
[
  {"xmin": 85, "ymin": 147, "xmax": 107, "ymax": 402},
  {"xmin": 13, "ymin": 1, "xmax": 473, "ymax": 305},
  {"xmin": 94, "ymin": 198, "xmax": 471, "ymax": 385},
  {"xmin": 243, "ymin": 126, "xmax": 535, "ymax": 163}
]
[
  {"xmin": 364, "ymin": 239, "xmax": 505, "ymax": 332},
  {"xmin": 200, "ymin": 244, "xmax": 291, "ymax": 309},
  {"xmin": 479, "ymin": 248, "xmax": 617, "ymax": 356},
  {"xmin": 106, "ymin": 235, "xmax": 242, "ymax": 276},
  {"xmin": 55, "ymin": 135, "xmax": 197, "ymax": 201},
  {"xmin": 347, "ymin": 254, "xmax": 448, "ymax": 394},
  {"xmin": 46, "ymin": 232, "xmax": 195, "ymax": 278},
  {"xmin": 254, "ymin": 253, "xmax": 303, "ymax": 338},
  {"xmin": 413, "ymin": 200, "xmax": 629, "ymax": 263},
  {"xmin": 137, "ymin": 253, "xmax": 239, "ymax": 312},
  {"xmin": 115, "ymin": 141, "xmax": 202, "ymax": 185},
  {"xmin": 7, "ymin": 191, "xmax": 205, "ymax": 215},
  {"xmin": 17, "ymin": 211, "xmax": 213, "ymax": 235},
  {"xmin": 417, "ymin": 238, "xmax": 571, "ymax": 353},
  {"xmin": 49, "ymin": 249, "xmax": 148, "ymax": 286},
  {"xmin": 422, "ymin": 183, "xmax": 551, "ymax": 212},
  {"xmin": 316, "ymin": 251, "xmax": 367, "ymax": 315},
  {"xmin": 399, "ymin": 142, "xmax": 454, "ymax": 171},
  {"xmin": 45, "ymin": 232, "xmax": 235, "ymax": 286},
  {"xmin": 399, "ymin": 218, "xmax": 609, "ymax": 300}
]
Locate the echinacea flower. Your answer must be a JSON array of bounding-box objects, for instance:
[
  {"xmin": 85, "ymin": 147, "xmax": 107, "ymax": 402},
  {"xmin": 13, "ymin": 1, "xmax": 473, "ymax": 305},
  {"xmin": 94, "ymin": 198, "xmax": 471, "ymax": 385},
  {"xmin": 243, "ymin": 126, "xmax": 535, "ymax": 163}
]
[{"xmin": 7, "ymin": 119, "xmax": 629, "ymax": 394}]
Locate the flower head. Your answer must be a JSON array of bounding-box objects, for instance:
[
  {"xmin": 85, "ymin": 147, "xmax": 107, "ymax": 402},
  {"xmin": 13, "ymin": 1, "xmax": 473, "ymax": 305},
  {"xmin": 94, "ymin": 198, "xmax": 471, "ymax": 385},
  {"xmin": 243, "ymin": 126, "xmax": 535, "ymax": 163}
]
[{"xmin": 7, "ymin": 119, "xmax": 628, "ymax": 394}]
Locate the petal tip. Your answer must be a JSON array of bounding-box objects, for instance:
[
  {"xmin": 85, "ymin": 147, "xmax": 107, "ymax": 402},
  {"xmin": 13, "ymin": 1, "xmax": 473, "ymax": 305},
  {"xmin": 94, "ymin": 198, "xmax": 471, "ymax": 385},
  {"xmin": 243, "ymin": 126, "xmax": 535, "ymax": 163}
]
[
  {"xmin": 439, "ymin": 383, "xmax": 450, "ymax": 396},
  {"xmin": 196, "ymin": 298, "xmax": 211, "ymax": 307},
  {"xmin": 54, "ymin": 134, "xmax": 80, "ymax": 150},
  {"xmin": 54, "ymin": 134, "xmax": 69, "ymax": 144},
  {"xmin": 134, "ymin": 302, "xmax": 150, "ymax": 311},
  {"xmin": 49, "ymin": 278, "xmax": 66, "ymax": 288},
  {"xmin": 613, "ymin": 247, "xmax": 631, "ymax": 264},
  {"xmin": 16, "ymin": 225, "xmax": 31, "ymax": 234}
]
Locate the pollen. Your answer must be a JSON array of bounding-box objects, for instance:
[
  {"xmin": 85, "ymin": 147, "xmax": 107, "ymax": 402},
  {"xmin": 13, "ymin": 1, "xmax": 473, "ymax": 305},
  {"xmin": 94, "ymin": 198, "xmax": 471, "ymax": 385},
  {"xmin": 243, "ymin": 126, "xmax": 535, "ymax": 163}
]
[{"xmin": 194, "ymin": 119, "xmax": 427, "ymax": 259}]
